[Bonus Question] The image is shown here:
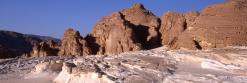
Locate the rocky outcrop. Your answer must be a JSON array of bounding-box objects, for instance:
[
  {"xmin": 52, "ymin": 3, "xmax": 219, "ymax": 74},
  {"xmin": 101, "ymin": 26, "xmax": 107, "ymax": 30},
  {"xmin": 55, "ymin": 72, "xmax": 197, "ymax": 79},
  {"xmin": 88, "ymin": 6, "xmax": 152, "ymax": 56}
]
[
  {"xmin": 31, "ymin": 40, "xmax": 59, "ymax": 57},
  {"xmin": 58, "ymin": 28, "xmax": 91, "ymax": 56},
  {"xmin": 160, "ymin": 12, "xmax": 186, "ymax": 46},
  {"xmin": 87, "ymin": 4, "xmax": 161, "ymax": 55},
  {"xmin": 159, "ymin": 11, "xmax": 199, "ymax": 49},
  {"xmin": 160, "ymin": 0, "xmax": 247, "ymax": 50},
  {"xmin": 190, "ymin": 0, "xmax": 247, "ymax": 49},
  {"xmin": 88, "ymin": 12, "xmax": 142, "ymax": 55},
  {"xmin": 2, "ymin": 1, "xmax": 247, "ymax": 58},
  {"xmin": 121, "ymin": 4, "xmax": 161, "ymax": 48}
]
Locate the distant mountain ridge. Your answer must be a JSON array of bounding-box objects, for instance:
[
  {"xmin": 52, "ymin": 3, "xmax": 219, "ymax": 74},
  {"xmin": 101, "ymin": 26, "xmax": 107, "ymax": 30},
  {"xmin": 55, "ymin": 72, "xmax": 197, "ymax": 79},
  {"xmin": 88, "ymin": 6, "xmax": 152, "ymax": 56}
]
[
  {"xmin": 0, "ymin": 30, "xmax": 60, "ymax": 58},
  {"xmin": 25, "ymin": 34, "xmax": 60, "ymax": 43}
]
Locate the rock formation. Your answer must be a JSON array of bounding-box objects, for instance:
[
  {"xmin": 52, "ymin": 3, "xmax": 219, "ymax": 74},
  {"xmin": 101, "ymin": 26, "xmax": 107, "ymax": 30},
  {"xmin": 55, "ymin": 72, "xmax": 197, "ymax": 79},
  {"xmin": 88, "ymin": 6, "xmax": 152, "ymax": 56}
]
[
  {"xmin": 87, "ymin": 3, "xmax": 161, "ymax": 55},
  {"xmin": 160, "ymin": 0, "xmax": 247, "ymax": 50},
  {"xmin": 160, "ymin": 12, "xmax": 186, "ymax": 46},
  {"xmin": 121, "ymin": 4, "xmax": 161, "ymax": 49},
  {"xmin": 190, "ymin": 0, "xmax": 247, "ymax": 49},
  {"xmin": 87, "ymin": 12, "xmax": 142, "ymax": 55},
  {"xmin": 159, "ymin": 11, "xmax": 200, "ymax": 49},
  {"xmin": 1, "ymin": 0, "xmax": 247, "ymax": 58},
  {"xmin": 30, "ymin": 40, "xmax": 59, "ymax": 57},
  {"xmin": 58, "ymin": 28, "xmax": 91, "ymax": 56}
]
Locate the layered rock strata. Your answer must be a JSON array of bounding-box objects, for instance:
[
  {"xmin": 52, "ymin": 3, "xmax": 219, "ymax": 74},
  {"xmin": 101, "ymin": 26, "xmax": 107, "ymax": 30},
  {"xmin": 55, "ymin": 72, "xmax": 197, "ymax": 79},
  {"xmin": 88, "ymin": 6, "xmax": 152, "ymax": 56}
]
[{"xmin": 160, "ymin": 0, "xmax": 247, "ymax": 50}]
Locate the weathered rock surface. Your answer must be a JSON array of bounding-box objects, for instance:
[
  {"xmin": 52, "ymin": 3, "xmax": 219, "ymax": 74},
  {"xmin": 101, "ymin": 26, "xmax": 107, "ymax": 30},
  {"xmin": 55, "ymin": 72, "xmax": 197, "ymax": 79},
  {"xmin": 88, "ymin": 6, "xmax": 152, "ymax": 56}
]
[
  {"xmin": 30, "ymin": 40, "xmax": 59, "ymax": 57},
  {"xmin": 160, "ymin": 0, "xmax": 247, "ymax": 50},
  {"xmin": 38, "ymin": 47, "xmax": 247, "ymax": 83},
  {"xmin": 54, "ymin": 47, "xmax": 176, "ymax": 83},
  {"xmin": 54, "ymin": 62, "xmax": 114, "ymax": 83},
  {"xmin": 159, "ymin": 11, "xmax": 200, "ymax": 50},
  {"xmin": 121, "ymin": 4, "xmax": 161, "ymax": 48},
  {"xmin": 32, "ymin": 60, "xmax": 63, "ymax": 74},
  {"xmin": 191, "ymin": 0, "xmax": 247, "ymax": 49},
  {"xmin": 59, "ymin": 28, "xmax": 91, "ymax": 56},
  {"xmin": 87, "ymin": 4, "xmax": 161, "ymax": 55},
  {"xmin": 1, "ymin": 46, "xmax": 247, "ymax": 83},
  {"xmin": 160, "ymin": 12, "xmax": 186, "ymax": 46},
  {"xmin": 88, "ymin": 12, "xmax": 142, "ymax": 55}
]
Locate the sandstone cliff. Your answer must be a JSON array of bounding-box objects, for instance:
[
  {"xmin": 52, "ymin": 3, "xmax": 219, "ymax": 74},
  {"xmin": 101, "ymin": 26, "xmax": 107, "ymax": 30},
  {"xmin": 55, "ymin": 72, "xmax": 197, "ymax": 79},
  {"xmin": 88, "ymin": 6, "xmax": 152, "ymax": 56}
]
[
  {"xmin": 159, "ymin": 11, "xmax": 200, "ymax": 49},
  {"xmin": 191, "ymin": 0, "xmax": 247, "ymax": 49},
  {"xmin": 58, "ymin": 28, "xmax": 91, "ymax": 56},
  {"xmin": 121, "ymin": 4, "xmax": 161, "ymax": 49},
  {"xmin": 160, "ymin": 0, "xmax": 247, "ymax": 50},
  {"xmin": 87, "ymin": 3, "xmax": 161, "ymax": 55},
  {"xmin": 87, "ymin": 12, "xmax": 142, "ymax": 55}
]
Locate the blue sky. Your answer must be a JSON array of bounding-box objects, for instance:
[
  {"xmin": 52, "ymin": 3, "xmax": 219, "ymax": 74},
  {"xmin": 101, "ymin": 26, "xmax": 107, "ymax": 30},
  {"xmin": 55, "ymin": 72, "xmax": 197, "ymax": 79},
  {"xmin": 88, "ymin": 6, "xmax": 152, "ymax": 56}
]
[{"xmin": 0, "ymin": 0, "xmax": 225, "ymax": 38}]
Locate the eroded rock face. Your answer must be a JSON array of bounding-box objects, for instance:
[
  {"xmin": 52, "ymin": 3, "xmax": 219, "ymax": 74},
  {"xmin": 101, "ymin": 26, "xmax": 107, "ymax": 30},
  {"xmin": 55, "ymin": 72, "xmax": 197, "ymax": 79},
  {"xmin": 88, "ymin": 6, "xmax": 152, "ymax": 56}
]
[
  {"xmin": 121, "ymin": 4, "xmax": 161, "ymax": 48},
  {"xmin": 160, "ymin": 0, "xmax": 247, "ymax": 50},
  {"xmin": 88, "ymin": 12, "xmax": 142, "ymax": 55},
  {"xmin": 88, "ymin": 4, "xmax": 161, "ymax": 55},
  {"xmin": 58, "ymin": 28, "xmax": 91, "ymax": 56},
  {"xmin": 159, "ymin": 12, "xmax": 200, "ymax": 49},
  {"xmin": 160, "ymin": 12, "xmax": 187, "ymax": 46},
  {"xmin": 191, "ymin": 0, "xmax": 247, "ymax": 49},
  {"xmin": 31, "ymin": 40, "xmax": 59, "ymax": 57},
  {"xmin": 53, "ymin": 48, "xmax": 178, "ymax": 83}
]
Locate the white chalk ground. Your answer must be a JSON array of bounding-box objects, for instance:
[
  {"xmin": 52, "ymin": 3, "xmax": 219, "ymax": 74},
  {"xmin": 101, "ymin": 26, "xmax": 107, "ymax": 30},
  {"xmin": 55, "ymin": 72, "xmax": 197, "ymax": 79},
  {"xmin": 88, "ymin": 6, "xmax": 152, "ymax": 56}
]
[
  {"xmin": 0, "ymin": 71, "xmax": 55, "ymax": 83},
  {"xmin": 0, "ymin": 77, "xmax": 53, "ymax": 83},
  {"xmin": 1, "ymin": 46, "xmax": 247, "ymax": 83},
  {"xmin": 0, "ymin": 57, "xmax": 62, "ymax": 83}
]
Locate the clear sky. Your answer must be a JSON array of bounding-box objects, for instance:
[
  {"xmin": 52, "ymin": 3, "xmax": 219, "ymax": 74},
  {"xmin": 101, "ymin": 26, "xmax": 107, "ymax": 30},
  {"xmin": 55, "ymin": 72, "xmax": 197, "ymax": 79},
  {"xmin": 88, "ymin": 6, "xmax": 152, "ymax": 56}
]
[{"xmin": 0, "ymin": 0, "xmax": 225, "ymax": 38}]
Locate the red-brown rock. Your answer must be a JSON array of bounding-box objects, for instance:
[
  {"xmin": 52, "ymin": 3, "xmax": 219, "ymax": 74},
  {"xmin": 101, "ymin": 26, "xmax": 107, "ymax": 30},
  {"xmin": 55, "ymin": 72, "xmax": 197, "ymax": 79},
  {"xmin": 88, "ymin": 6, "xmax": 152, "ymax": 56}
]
[
  {"xmin": 191, "ymin": 0, "xmax": 247, "ymax": 49},
  {"xmin": 58, "ymin": 28, "xmax": 91, "ymax": 56},
  {"xmin": 160, "ymin": 0, "xmax": 247, "ymax": 50},
  {"xmin": 87, "ymin": 4, "xmax": 162, "ymax": 55},
  {"xmin": 88, "ymin": 12, "xmax": 142, "ymax": 55},
  {"xmin": 159, "ymin": 11, "xmax": 199, "ymax": 49},
  {"xmin": 121, "ymin": 3, "xmax": 161, "ymax": 48},
  {"xmin": 31, "ymin": 40, "xmax": 59, "ymax": 57}
]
